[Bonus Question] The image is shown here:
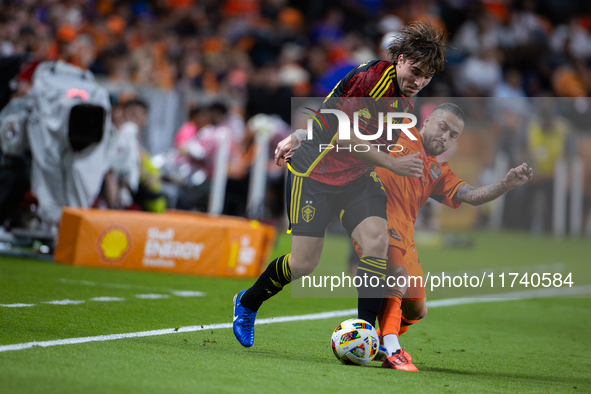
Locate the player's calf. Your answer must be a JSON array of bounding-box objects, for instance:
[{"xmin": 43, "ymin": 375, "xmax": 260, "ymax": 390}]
[{"xmin": 239, "ymin": 254, "xmax": 292, "ymax": 312}]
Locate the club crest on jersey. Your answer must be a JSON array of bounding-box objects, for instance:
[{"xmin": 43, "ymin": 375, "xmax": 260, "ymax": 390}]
[
  {"xmin": 389, "ymin": 229, "xmax": 402, "ymax": 241},
  {"xmin": 302, "ymin": 205, "xmax": 315, "ymax": 223},
  {"xmin": 357, "ymin": 107, "xmax": 371, "ymax": 120},
  {"xmin": 429, "ymin": 163, "xmax": 441, "ymax": 180}
]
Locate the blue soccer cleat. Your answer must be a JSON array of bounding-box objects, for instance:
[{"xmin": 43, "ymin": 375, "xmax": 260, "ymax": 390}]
[
  {"xmin": 233, "ymin": 290, "xmax": 257, "ymax": 347},
  {"xmin": 374, "ymin": 344, "xmax": 389, "ymax": 362}
]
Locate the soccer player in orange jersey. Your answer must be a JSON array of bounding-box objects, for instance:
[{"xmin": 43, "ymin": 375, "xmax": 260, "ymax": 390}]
[
  {"xmin": 360, "ymin": 102, "xmax": 533, "ymax": 371},
  {"xmin": 276, "ymin": 102, "xmax": 533, "ymax": 371}
]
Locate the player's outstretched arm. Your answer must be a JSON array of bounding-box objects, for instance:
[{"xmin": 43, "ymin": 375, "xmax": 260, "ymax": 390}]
[
  {"xmin": 338, "ymin": 132, "xmax": 423, "ymax": 178},
  {"xmin": 453, "ymin": 163, "xmax": 533, "ymax": 206}
]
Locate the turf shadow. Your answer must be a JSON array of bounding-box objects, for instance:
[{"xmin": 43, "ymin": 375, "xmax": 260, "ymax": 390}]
[{"xmin": 419, "ymin": 366, "xmax": 591, "ymax": 387}]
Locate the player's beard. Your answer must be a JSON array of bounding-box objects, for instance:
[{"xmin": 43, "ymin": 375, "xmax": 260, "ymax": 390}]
[{"xmin": 424, "ymin": 139, "xmax": 444, "ymax": 156}]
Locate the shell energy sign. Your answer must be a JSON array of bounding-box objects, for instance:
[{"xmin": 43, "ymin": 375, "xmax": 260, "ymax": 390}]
[{"xmin": 54, "ymin": 208, "xmax": 276, "ymax": 278}]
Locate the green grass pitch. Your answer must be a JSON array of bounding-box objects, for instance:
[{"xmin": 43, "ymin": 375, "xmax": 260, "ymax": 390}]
[{"xmin": 0, "ymin": 230, "xmax": 590, "ymax": 393}]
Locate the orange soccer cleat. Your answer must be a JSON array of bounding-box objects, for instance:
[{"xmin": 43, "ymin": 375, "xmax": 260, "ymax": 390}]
[
  {"xmin": 400, "ymin": 347, "xmax": 412, "ymax": 362},
  {"xmin": 381, "ymin": 349, "xmax": 419, "ymax": 372},
  {"xmin": 375, "ymin": 346, "xmax": 413, "ymax": 362}
]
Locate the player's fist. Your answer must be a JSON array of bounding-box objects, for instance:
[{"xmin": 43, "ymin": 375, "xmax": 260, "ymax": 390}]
[
  {"xmin": 274, "ymin": 135, "xmax": 294, "ymax": 166},
  {"xmin": 503, "ymin": 163, "xmax": 533, "ymax": 189},
  {"xmin": 389, "ymin": 151, "xmax": 423, "ymax": 178}
]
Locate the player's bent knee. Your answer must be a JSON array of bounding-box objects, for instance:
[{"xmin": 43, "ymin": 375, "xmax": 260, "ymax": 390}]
[
  {"xmin": 401, "ymin": 299, "xmax": 428, "ymax": 321},
  {"xmin": 418, "ymin": 306, "xmax": 428, "ymax": 320},
  {"xmin": 359, "ymin": 231, "xmax": 389, "ymax": 257},
  {"xmin": 295, "ymin": 264, "xmax": 315, "ymax": 278},
  {"xmin": 289, "ymin": 257, "xmax": 318, "ymax": 279},
  {"xmin": 387, "ymin": 265, "xmax": 409, "ymax": 278},
  {"xmin": 406, "ymin": 305, "xmax": 428, "ymax": 321},
  {"xmin": 289, "ymin": 236, "xmax": 323, "ymax": 279}
]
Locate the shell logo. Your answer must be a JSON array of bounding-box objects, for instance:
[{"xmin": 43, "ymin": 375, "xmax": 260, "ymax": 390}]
[{"xmin": 97, "ymin": 225, "xmax": 132, "ymax": 263}]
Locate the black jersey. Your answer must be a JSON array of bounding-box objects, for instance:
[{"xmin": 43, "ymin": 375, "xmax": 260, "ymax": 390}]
[{"xmin": 288, "ymin": 60, "xmax": 414, "ymax": 186}]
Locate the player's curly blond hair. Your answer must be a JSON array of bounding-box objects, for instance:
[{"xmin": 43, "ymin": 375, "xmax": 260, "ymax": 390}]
[{"xmin": 388, "ymin": 21, "xmax": 447, "ymax": 76}]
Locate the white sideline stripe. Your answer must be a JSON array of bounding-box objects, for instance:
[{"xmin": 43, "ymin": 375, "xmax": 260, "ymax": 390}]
[
  {"xmin": 59, "ymin": 279, "xmax": 206, "ymax": 297},
  {"xmin": 135, "ymin": 294, "xmax": 170, "ymax": 299},
  {"xmin": 0, "ymin": 310, "xmax": 356, "ymax": 354},
  {"xmin": 426, "ymin": 284, "xmax": 591, "ymax": 307},
  {"xmin": 1, "ymin": 285, "xmax": 590, "ymax": 353},
  {"xmin": 1, "ymin": 291, "xmax": 205, "ymax": 309},
  {"xmin": 171, "ymin": 291, "xmax": 206, "ymax": 297},
  {"xmin": 42, "ymin": 299, "xmax": 85, "ymax": 305},
  {"xmin": 0, "ymin": 303, "xmax": 35, "ymax": 308},
  {"xmin": 90, "ymin": 297, "xmax": 125, "ymax": 302}
]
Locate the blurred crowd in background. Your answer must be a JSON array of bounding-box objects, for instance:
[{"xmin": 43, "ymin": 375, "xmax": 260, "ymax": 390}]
[
  {"xmin": 3, "ymin": 0, "xmax": 591, "ymax": 97},
  {"xmin": 1, "ymin": 0, "xmax": 590, "ymax": 236}
]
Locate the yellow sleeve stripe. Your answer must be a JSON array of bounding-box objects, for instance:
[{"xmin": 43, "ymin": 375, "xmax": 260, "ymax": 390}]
[
  {"xmin": 374, "ymin": 79, "xmax": 393, "ymax": 100},
  {"xmin": 369, "ymin": 65, "xmax": 394, "ymax": 97},
  {"xmin": 287, "ymin": 130, "xmax": 339, "ymax": 177},
  {"xmin": 372, "ymin": 70, "xmax": 395, "ymax": 100}
]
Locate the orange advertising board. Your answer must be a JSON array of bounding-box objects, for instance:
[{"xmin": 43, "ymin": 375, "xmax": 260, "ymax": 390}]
[{"xmin": 54, "ymin": 208, "xmax": 276, "ymax": 278}]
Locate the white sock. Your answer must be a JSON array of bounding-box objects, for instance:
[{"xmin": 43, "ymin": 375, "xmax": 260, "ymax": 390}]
[{"xmin": 382, "ymin": 334, "xmax": 401, "ymax": 356}]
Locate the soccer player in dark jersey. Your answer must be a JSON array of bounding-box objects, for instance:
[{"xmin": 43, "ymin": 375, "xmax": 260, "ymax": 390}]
[
  {"xmin": 233, "ymin": 21, "xmax": 447, "ymax": 348},
  {"xmin": 276, "ymin": 103, "xmax": 533, "ymax": 370}
]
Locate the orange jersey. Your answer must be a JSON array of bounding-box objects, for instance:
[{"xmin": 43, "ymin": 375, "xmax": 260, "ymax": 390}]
[{"xmin": 375, "ymin": 127, "xmax": 466, "ymax": 251}]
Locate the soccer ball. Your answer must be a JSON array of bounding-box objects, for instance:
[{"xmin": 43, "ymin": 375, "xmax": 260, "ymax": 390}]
[{"xmin": 331, "ymin": 318, "xmax": 379, "ymax": 365}]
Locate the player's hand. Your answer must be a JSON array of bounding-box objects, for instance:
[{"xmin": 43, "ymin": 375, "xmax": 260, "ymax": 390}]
[
  {"xmin": 503, "ymin": 163, "xmax": 533, "ymax": 189},
  {"xmin": 274, "ymin": 135, "xmax": 298, "ymax": 166},
  {"xmin": 389, "ymin": 151, "xmax": 423, "ymax": 178}
]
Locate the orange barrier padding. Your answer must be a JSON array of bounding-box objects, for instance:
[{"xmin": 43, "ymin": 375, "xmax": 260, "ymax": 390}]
[{"xmin": 54, "ymin": 208, "xmax": 277, "ymax": 278}]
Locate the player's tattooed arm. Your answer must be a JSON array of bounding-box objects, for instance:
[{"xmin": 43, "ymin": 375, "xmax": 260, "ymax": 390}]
[
  {"xmin": 454, "ymin": 182, "xmax": 509, "ymax": 206},
  {"xmin": 453, "ymin": 163, "xmax": 533, "ymax": 206}
]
